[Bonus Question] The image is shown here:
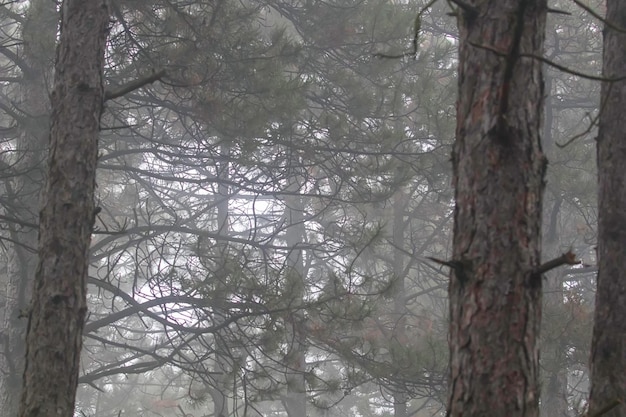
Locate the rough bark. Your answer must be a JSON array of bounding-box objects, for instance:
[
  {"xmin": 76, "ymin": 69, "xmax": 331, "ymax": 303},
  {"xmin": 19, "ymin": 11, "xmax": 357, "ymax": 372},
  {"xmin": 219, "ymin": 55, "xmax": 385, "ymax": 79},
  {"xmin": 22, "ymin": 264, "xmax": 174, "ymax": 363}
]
[
  {"xmin": 17, "ymin": 1, "xmax": 109, "ymax": 416},
  {"xmin": 447, "ymin": 1, "xmax": 547, "ymax": 417},
  {"xmin": 588, "ymin": 1, "xmax": 626, "ymax": 416}
]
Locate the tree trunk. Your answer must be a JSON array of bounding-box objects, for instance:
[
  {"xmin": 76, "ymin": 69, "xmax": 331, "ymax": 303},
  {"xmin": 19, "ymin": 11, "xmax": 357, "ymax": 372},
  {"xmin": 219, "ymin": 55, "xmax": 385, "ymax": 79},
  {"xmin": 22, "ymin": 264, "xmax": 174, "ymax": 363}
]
[
  {"xmin": 540, "ymin": 74, "xmax": 568, "ymax": 417},
  {"xmin": 18, "ymin": 1, "xmax": 109, "ymax": 416},
  {"xmin": 209, "ymin": 144, "xmax": 232, "ymax": 417},
  {"xmin": 588, "ymin": 1, "xmax": 626, "ymax": 416},
  {"xmin": 282, "ymin": 172, "xmax": 308, "ymax": 417},
  {"xmin": 0, "ymin": 2, "xmax": 55, "ymax": 414},
  {"xmin": 447, "ymin": 1, "xmax": 547, "ymax": 417},
  {"xmin": 392, "ymin": 189, "xmax": 407, "ymax": 417}
]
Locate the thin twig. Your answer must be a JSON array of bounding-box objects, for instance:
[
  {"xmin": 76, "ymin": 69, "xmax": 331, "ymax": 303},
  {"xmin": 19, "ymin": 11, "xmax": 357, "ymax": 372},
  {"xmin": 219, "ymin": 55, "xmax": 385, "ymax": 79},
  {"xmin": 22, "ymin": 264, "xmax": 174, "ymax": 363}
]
[
  {"xmin": 556, "ymin": 73, "xmax": 614, "ymax": 148},
  {"xmin": 374, "ymin": 0, "xmax": 439, "ymax": 59},
  {"xmin": 469, "ymin": 41, "xmax": 626, "ymax": 82},
  {"xmin": 571, "ymin": 0, "xmax": 626, "ymax": 34}
]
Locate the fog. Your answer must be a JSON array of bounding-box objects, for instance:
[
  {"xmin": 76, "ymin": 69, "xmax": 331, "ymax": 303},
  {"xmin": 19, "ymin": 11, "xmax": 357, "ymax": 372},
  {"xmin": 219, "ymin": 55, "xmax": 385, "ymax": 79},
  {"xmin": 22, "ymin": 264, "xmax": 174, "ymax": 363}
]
[{"xmin": 0, "ymin": 0, "xmax": 600, "ymax": 416}]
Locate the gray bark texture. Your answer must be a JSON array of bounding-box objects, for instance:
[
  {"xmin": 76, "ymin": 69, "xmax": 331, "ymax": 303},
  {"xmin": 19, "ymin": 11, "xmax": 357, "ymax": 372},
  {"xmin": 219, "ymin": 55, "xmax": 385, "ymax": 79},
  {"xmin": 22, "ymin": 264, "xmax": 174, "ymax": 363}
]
[
  {"xmin": 392, "ymin": 190, "xmax": 407, "ymax": 417},
  {"xmin": 17, "ymin": 1, "xmax": 109, "ymax": 416},
  {"xmin": 282, "ymin": 176, "xmax": 307, "ymax": 417},
  {"xmin": 0, "ymin": 2, "xmax": 55, "ymax": 414},
  {"xmin": 447, "ymin": 1, "xmax": 547, "ymax": 417},
  {"xmin": 588, "ymin": 1, "xmax": 626, "ymax": 416}
]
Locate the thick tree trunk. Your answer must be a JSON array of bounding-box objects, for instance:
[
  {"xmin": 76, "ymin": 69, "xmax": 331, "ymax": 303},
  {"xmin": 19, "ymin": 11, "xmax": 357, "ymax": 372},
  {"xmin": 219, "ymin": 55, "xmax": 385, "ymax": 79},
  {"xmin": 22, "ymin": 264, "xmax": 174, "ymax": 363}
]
[
  {"xmin": 588, "ymin": 2, "xmax": 626, "ymax": 416},
  {"xmin": 447, "ymin": 2, "xmax": 547, "ymax": 417},
  {"xmin": 17, "ymin": 1, "xmax": 109, "ymax": 417}
]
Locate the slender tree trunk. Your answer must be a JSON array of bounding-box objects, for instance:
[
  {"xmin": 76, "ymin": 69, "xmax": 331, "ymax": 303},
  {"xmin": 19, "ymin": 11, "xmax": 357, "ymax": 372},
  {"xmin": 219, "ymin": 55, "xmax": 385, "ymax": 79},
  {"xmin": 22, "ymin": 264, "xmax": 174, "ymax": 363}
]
[
  {"xmin": 541, "ymin": 210, "xmax": 569, "ymax": 417},
  {"xmin": 209, "ymin": 144, "xmax": 232, "ymax": 417},
  {"xmin": 392, "ymin": 189, "xmax": 407, "ymax": 417},
  {"xmin": 282, "ymin": 171, "xmax": 307, "ymax": 417},
  {"xmin": 540, "ymin": 72, "xmax": 568, "ymax": 417},
  {"xmin": 0, "ymin": 3, "xmax": 55, "ymax": 414},
  {"xmin": 447, "ymin": 1, "xmax": 547, "ymax": 417},
  {"xmin": 588, "ymin": 2, "xmax": 626, "ymax": 416},
  {"xmin": 18, "ymin": 1, "xmax": 109, "ymax": 416}
]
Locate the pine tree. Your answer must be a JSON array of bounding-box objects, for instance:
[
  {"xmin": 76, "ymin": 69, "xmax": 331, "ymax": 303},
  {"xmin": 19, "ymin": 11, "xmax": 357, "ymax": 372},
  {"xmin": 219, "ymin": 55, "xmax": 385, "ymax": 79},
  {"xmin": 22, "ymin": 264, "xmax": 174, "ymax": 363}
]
[
  {"xmin": 447, "ymin": 1, "xmax": 547, "ymax": 416},
  {"xmin": 588, "ymin": 1, "xmax": 626, "ymax": 415},
  {"xmin": 18, "ymin": 1, "xmax": 109, "ymax": 416}
]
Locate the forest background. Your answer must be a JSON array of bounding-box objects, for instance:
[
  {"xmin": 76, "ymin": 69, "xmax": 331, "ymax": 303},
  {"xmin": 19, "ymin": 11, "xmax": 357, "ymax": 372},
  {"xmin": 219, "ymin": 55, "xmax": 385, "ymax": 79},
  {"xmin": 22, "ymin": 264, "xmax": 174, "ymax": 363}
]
[{"xmin": 0, "ymin": 0, "xmax": 604, "ymax": 416}]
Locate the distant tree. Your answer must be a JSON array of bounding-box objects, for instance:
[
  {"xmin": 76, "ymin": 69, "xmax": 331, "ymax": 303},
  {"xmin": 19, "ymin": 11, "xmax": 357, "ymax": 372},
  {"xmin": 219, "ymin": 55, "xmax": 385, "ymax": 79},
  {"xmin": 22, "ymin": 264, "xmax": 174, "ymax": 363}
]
[
  {"xmin": 17, "ymin": 1, "xmax": 109, "ymax": 416},
  {"xmin": 588, "ymin": 1, "xmax": 626, "ymax": 416},
  {"xmin": 446, "ymin": 1, "xmax": 548, "ymax": 417},
  {"xmin": 75, "ymin": 0, "xmax": 457, "ymax": 414},
  {"xmin": 0, "ymin": 1, "xmax": 56, "ymax": 414},
  {"xmin": 538, "ymin": 2, "xmax": 603, "ymax": 414}
]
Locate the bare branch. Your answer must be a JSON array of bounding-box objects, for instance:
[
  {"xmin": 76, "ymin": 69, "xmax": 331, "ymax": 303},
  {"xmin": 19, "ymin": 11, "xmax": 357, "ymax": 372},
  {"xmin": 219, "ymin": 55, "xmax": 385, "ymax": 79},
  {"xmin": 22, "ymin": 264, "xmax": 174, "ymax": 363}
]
[
  {"xmin": 535, "ymin": 250, "xmax": 579, "ymax": 275},
  {"xmin": 571, "ymin": 0, "xmax": 626, "ymax": 33},
  {"xmin": 547, "ymin": 8, "xmax": 571, "ymax": 15},
  {"xmin": 374, "ymin": 0, "xmax": 440, "ymax": 59},
  {"xmin": 0, "ymin": 4, "xmax": 25, "ymax": 23},
  {"xmin": 469, "ymin": 41, "xmax": 626, "ymax": 82},
  {"xmin": 0, "ymin": 45, "xmax": 34, "ymax": 78},
  {"xmin": 104, "ymin": 69, "xmax": 166, "ymax": 101}
]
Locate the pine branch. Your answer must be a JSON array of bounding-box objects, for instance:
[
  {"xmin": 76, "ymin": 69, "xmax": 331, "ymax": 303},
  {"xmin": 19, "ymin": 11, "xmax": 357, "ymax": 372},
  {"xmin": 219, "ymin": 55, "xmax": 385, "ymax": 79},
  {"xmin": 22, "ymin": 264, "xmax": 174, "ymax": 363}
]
[{"xmin": 104, "ymin": 69, "xmax": 166, "ymax": 101}]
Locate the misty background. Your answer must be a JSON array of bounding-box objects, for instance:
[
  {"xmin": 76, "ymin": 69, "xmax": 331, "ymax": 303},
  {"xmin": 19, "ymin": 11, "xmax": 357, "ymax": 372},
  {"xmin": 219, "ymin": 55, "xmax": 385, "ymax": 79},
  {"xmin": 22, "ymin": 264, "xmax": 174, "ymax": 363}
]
[{"xmin": 0, "ymin": 0, "xmax": 599, "ymax": 416}]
